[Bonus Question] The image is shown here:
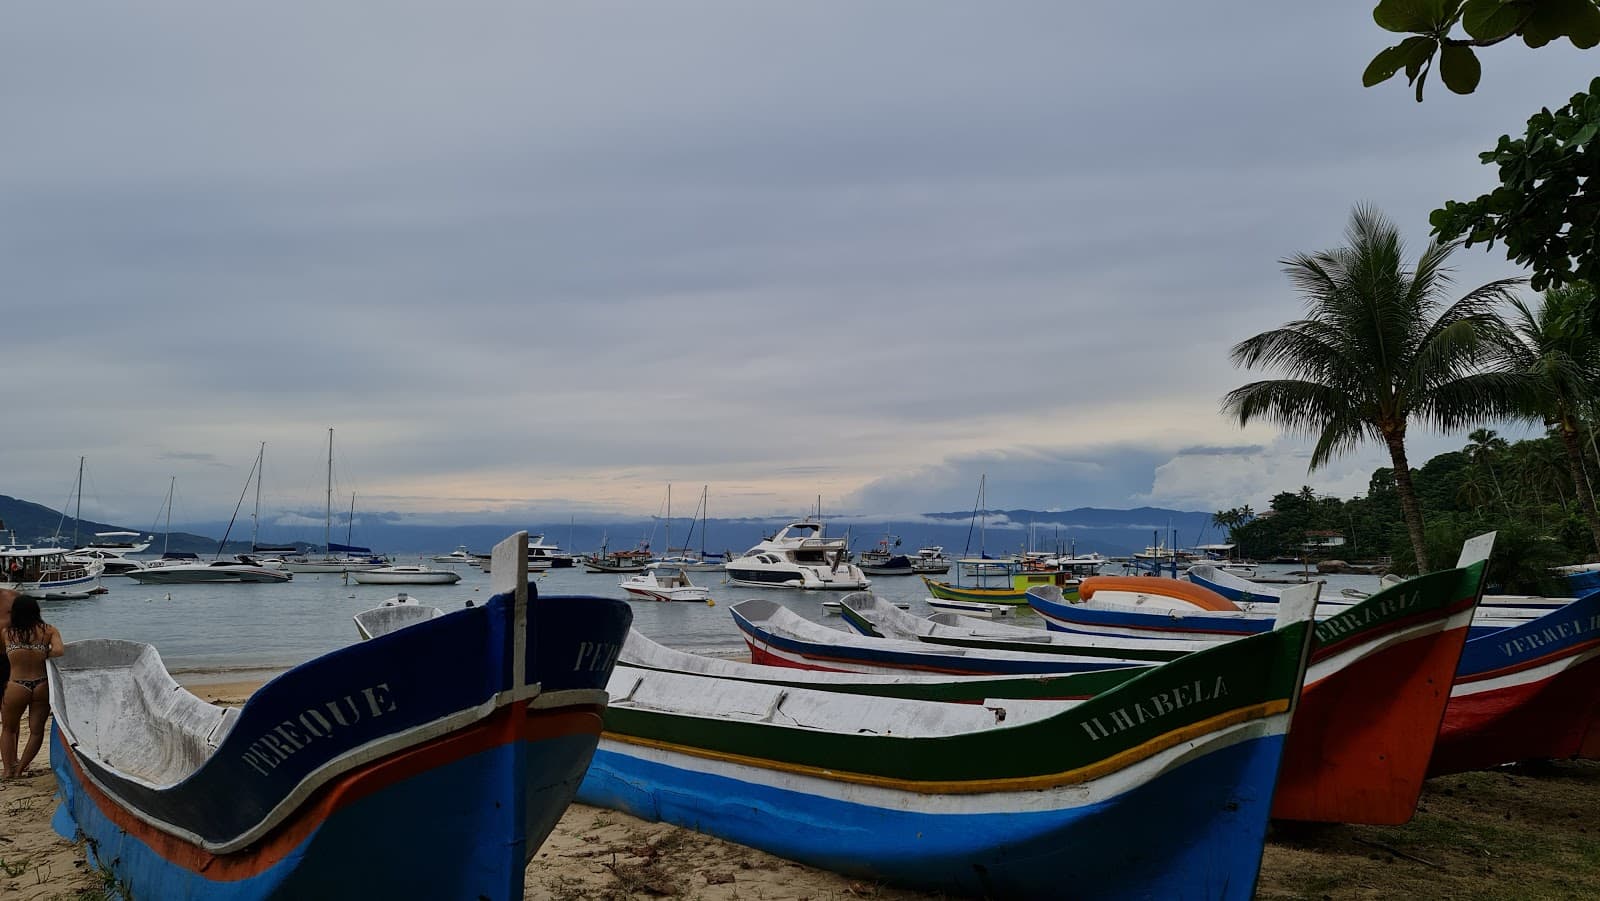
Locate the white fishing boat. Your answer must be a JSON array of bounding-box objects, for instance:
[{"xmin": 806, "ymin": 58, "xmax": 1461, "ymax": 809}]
[
  {"xmin": 726, "ymin": 519, "xmax": 870, "ymax": 590},
  {"xmin": 619, "ymin": 566, "xmax": 712, "ymax": 603},
  {"xmin": 925, "ymin": 597, "xmax": 1013, "ymax": 618},
  {"xmin": 909, "ymin": 546, "xmax": 951, "ymax": 575},
  {"xmin": 0, "ymin": 546, "xmax": 105, "ymax": 599},
  {"xmin": 350, "ymin": 565, "xmax": 462, "ymax": 585}
]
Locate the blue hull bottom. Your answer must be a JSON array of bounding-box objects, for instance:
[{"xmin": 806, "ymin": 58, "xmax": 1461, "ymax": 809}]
[
  {"xmin": 54, "ymin": 728, "xmax": 598, "ymax": 900},
  {"xmin": 578, "ymin": 734, "xmax": 1284, "ymax": 899}
]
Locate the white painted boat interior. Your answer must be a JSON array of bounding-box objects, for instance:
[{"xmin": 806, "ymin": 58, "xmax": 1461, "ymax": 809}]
[
  {"xmin": 607, "ymin": 664, "xmax": 1077, "ymax": 737},
  {"xmin": 49, "ymin": 639, "xmax": 237, "ymax": 788}
]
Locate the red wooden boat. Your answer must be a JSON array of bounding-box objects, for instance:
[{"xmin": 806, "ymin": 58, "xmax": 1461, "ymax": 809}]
[{"xmin": 1429, "ymin": 584, "xmax": 1600, "ymax": 775}]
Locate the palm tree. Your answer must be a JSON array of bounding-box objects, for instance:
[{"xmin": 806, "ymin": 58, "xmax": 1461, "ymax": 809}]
[
  {"xmin": 1497, "ymin": 284, "xmax": 1600, "ymax": 556},
  {"xmin": 1222, "ymin": 206, "xmax": 1521, "ymax": 572},
  {"xmin": 1462, "ymin": 427, "xmax": 1512, "ymax": 514}
]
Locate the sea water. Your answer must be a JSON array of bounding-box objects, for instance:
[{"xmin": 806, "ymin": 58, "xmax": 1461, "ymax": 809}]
[{"xmin": 34, "ymin": 560, "xmax": 1385, "ymax": 676}]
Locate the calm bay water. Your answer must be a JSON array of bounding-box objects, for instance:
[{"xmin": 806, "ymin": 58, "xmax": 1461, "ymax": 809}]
[{"xmin": 36, "ymin": 559, "xmax": 1387, "ymax": 675}]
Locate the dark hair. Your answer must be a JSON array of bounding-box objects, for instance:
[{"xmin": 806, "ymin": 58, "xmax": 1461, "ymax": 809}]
[{"xmin": 8, "ymin": 595, "xmax": 44, "ymax": 643}]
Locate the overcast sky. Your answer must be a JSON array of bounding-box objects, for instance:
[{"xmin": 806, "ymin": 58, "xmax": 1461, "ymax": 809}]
[{"xmin": 3, "ymin": 4, "xmax": 1591, "ymax": 530}]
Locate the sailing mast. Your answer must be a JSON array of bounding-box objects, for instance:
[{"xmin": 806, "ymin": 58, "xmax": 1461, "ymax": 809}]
[
  {"xmin": 251, "ymin": 442, "xmax": 265, "ymax": 551},
  {"xmin": 347, "ymin": 493, "xmax": 356, "ymax": 548},
  {"xmin": 161, "ymin": 477, "xmax": 174, "ymax": 555},
  {"xmin": 323, "ymin": 428, "xmax": 334, "ymax": 556},
  {"xmin": 666, "ymin": 483, "xmax": 671, "ymax": 558}
]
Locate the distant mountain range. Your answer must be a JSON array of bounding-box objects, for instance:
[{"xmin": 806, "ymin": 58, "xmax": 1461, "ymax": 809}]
[{"xmin": 0, "ymin": 495, "xmax": 1218, "ymax": 558}]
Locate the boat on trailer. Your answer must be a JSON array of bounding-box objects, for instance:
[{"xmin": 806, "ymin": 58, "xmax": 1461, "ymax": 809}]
[
  {"xmin": 50, "ymin": 532, "xmax": 633, "ymax": 900},
  {"xmin": 578, "ymin": 593, "xmax": 1316, "ymax": 898}
]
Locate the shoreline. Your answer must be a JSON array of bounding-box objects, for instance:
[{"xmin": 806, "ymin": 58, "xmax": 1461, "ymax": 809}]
[{"xmin": 9, "ymin": 678, "xmax": 1600, "ymax": 899}]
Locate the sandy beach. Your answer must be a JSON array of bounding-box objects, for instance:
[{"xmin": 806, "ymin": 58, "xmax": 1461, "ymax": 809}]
[{"xmin": 8, "ymin": 676, "xmax": 1600, "ymax": 900}]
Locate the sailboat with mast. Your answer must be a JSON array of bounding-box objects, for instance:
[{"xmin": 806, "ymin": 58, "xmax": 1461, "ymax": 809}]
[
  {"xmin": 668, "ymin": 485, "xmax": 727, "ymax": 571},
  {"xmin": 277, "ymin": 429, "xmax": 388, "ymax": 573},
  {"xmin": 126, "ymin": 468, "xmax": 291, "ymax": 584}
]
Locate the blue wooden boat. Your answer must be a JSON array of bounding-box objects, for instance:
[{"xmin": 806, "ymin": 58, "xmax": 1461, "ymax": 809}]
[
  {"xmin": 49, "ymin": 532, "xmax": 633, "ymax": 900},
  {"xmin": 580, "ymin": 589, "xmax": 1317, "ymax": 898},
  {"xmin": 730, "ymin": 598, "xmax": 1147, "ymax": 675}
]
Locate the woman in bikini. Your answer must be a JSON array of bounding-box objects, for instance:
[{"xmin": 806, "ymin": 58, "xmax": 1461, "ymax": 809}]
[{"xmin": 2, "ymin": 595, "xmax": 64, "ymax": 778}]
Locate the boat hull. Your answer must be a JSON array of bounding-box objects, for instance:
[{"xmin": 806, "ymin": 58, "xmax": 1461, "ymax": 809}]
[
  {"xmin": 52, "ymin": 703, "xmax": 603, "ymax": 900},
  {"xmin": 1430, "ymin": 590, "xmax": 1600, "ymax": 775},
  {"xmin": 580, "ymin": 729, "xmax": 1284, "ymax": 900},
  {"xmin": 621, "ymin": 587, "xmax": 711, "ymax": 603},
  {"xmin": 349, "ymin": 571, "xmax": 461, "ymax": 585},
  {"xmin": 49, "ymin": 533, "xmax": 635, "ymax": 900},
  {"xmin": 124, "ymin": 568, "xmax": 290, "ymax": 584}
]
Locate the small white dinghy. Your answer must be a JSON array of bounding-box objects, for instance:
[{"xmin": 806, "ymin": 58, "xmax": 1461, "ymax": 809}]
[
  {"xmin": 352, "ymin": 593, "xmax": 445, "ymax": 639},
  {"xmin": 925, "ymin": 597, "xmax": 1013, "ymax": 618},
  {"xmin": 350, "ymin": 565, "xmax": 462, "ymax": 586},
  {"xmin": 619, "ymin": 566, "xmax": 712, "ymax": 603}
]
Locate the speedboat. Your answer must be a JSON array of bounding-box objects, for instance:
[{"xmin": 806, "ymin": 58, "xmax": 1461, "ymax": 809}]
[
  {"xmin": 619, "ymin": 566, "xmax": 712, "ymax": 603},
  {"xmin": 433, "ymin": 545, "xmax": 476, "ymax": 564},
  {"xmin": 124, "ymin": 553, "xmax": 292, "ymax": 584},
  {"xmin": 351, "ymin": 565, "xmax": 462, "ymax": 585},
  {"xmin": 725, "ymin": 520, "xmax": 870, "ymax": 590}
]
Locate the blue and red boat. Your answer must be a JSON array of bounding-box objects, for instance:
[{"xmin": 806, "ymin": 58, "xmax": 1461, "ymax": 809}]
[{"xmin": 49, "ymin": 532, "xmax": 633, "ymax": 900}]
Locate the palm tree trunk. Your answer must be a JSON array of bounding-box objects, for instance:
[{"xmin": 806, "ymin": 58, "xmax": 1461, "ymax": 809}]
[
  {"xmin": 1559, "ymin": 423, "xmax": 1600, "ymax": 557},
  {"xmin": 1384, "ymin": 431, "xmax": 1430, "ymax": 572}
]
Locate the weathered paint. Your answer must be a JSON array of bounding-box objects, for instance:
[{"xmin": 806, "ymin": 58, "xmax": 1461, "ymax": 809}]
[
  {"xmin": 1431, "ymin": 588, "xmax": 1600, "ymax": 775},
  {"xmin": 581, "ymin": 613, "xmax": 1313, "ymax": 899},
  {"xmin": 49, "ymin": 531, "xmax": 635, "ymax": 900}
]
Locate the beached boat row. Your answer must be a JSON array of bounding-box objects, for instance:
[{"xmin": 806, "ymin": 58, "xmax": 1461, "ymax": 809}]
[{"xmin": 48, "ymin": 529, "xmax": 1600, "ymax": 899}]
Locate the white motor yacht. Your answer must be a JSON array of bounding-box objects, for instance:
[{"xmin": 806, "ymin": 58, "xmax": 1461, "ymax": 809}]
[
  {"xmin": 79, "ymin": 531, "xmax": 153, "ymax": 556},
  {"xmin": 725, "ymin": 520, "xmax": 870, "ymax": 591},
  {"xmin": 433, "ymin": 546, "xmax": 476, "ymax": 564}
]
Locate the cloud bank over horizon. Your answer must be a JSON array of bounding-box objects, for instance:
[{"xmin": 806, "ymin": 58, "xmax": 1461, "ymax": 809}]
[{"xmin": 2, "ymin": 3, "xmax": 1588, "ymax": 523}]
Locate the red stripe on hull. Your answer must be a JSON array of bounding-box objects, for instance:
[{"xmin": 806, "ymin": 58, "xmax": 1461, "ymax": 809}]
[
  {"xmin": 1430, "ymin": 654, "xmax": 1600, "ymax": 776},
  {"xmin": 63, "ymin": 704, "xmax": 603, "ymax": 881},
  {"xmin": 746, "ymin": 642, "xmax": 854, "ymax": 673},
  {"xmin": 1272, "ymin": 622, "xmax": 1468, "ymax": 824}
]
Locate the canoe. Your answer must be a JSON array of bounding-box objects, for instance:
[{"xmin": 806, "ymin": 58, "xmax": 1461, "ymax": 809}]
[
  {"xmin": 921, "ymin": 570, "xmax": 1079, "ymax": 605},
  {"xmin": 49, "ymin": 532, "xmax": 634, "ymax": 900},
  {"xmin": 1430, "ymin": 586, "xmax": 1600, "ymax": 775},
  {"xmin": 838, "ymin": 594, "xmax": 1222, "ymax": 663},
  {"xmin": 924, "ymin": 597, "xmax": 1012, "ymax": 618},
  {"xmin": 579, "ymin": 595, "xmax": 1316, "ymax": 898},
  {"xmin": 855, "ymin": 536, "xmax": 1498, "ymax": 825},
  {"xmin": 1189, "ymin": 563, "xmax": 1566, "ymax": 617},
  {"xmin": 730, "ymin": 599, "xmax": 1148, "ymax": 676},
  {"xmin": 620, "ymin": 629, "xmax": 1143, "ymax": 701}
]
